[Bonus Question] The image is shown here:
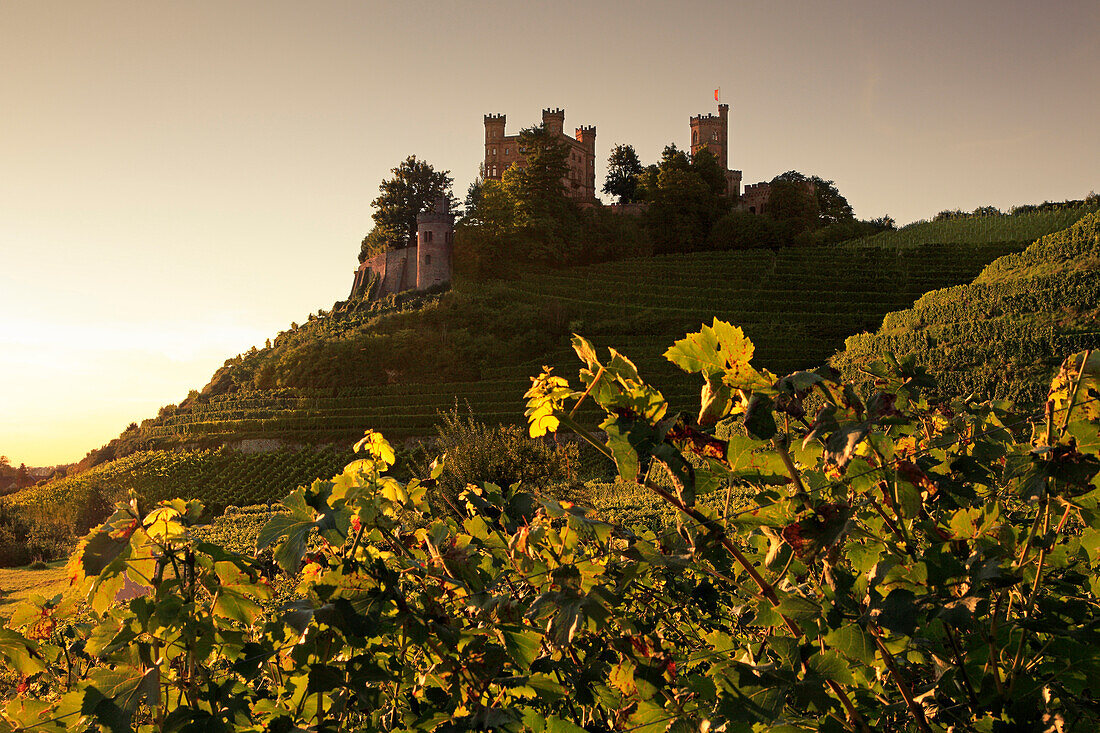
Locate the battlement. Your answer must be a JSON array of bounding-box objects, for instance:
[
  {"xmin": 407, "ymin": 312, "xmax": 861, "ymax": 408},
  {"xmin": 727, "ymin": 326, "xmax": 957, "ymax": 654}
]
[
  {"xmin": 542, "ymin": 107, "xmax": 565, "ymax": 118},
  {"xmin": 690, "ymin": 113, "xmax": 723, "ymax": 124},
  {"xmin": 484, "ymin": 114, "xmax": 506, "ymax": 123},
  {"xmin": 576, "ymin": 125, "xmax": 596, "ymax": 134}
]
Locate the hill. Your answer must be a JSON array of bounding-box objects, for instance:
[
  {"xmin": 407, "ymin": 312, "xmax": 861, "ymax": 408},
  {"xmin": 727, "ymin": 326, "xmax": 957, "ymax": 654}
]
[
  {"xmin": 832, "ymin": 210, "xmax": 1100, "ymax": 403},
  {"xmin": 126, "ymin": 240, "xmax": 1020, "ymax": 449}
]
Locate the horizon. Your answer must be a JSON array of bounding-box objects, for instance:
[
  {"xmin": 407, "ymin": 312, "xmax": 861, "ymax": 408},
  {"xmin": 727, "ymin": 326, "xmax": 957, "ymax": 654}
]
[{"xmin": 2, "ymin": 0, "xmax": 1098, "ymax": 466}]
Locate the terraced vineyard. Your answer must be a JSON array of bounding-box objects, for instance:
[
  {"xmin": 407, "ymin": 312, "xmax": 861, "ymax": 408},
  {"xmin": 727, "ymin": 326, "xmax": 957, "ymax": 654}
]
[
  {"xmin": 849, "ymin": 202, "xmax": 1098, "ymax": 248},
  {"xmin": 135, "ymin": 241, "xmax": 1021, "ymax": 446},
  {"xmin": 833, "ymin": 211, "xmax": 1100, "ymax": 404},
  {"xmin": 6, "ymin": 447, "xmax": 355, "ymax": 520}
]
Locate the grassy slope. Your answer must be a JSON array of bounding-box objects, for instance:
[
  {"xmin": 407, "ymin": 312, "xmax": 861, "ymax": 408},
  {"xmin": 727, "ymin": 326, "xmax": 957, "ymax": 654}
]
[
  {"xmin": 0, "ymin": 562, "xmax": 69, "ymax": 616},
  {"xmin": 832, "ymin": 211, "xmax": 1100, "ymax": 404},
  {"xmin": 7, "ymin": 447, "xmax": 356, "ymax": 525},
  {"xmin": 14, "ymin": 204, "xmax": 1096, "ymax": 534},
  {"xmin": 132, "ymin": 241, "xmax": 1021, "ymax": 447}
]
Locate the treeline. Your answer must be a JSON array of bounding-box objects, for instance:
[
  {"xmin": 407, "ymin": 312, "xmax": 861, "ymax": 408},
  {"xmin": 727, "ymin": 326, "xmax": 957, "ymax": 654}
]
[
  {"xmin": 459, "ymin": 128, "xmax": 895, "ymax": 277},
  {"xmin": 931, "ymin": 192, "xmax": 1100, "ymax": 222}
]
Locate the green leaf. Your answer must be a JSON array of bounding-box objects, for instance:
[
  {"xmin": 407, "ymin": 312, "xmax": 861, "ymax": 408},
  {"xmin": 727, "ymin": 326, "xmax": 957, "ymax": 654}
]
[
  {"xmin": 808, "ymin": 650, "xmax": 856, "ymax": 686},
  {"xmin": 503, "ymin": 628, "xmax": 542, "ymax": 671},
  {"xmin": 824, "ymin": 623, "xmax": 877, "ymax": 667},
  {"xmin": 744, "ymin": 394, "xmax": 777, "ymax": 440},
  {"xmin": 213, "ymin": 587, "xmax": 264, "ymax": 627},
  {"xmin": 256, "ymin": 488, "xmax": 322, "ymax": 574},
  {"xmin": 0, "ymin": 628, "xmax": 44, "ymax": 676},
  {"xmin": 546, "ymin": 717, "xmax": 589, "ymax": 733}
]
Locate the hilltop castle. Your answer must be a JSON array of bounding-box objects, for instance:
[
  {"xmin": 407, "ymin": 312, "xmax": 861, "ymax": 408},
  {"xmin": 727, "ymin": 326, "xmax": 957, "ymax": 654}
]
[
  {"xmin": 350, "ymin": 198, "xmax": 454, "ymax": 300},
  {"xmin": 483, "ymin": 108, "xmax": 598, "ymax": 203},
  {"xmin": 350, "ymin": 100, "xmax": 794, "ymax": 301}
]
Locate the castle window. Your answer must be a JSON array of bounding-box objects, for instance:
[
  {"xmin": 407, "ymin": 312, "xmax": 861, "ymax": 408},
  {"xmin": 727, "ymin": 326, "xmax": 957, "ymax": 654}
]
[
  {"xmin": 505, "ymin": 147, "xmax": 509, "ymax": 155},
  {"xmin": 426, "ymin": 230, "xmax": 433, "ymax": 242},
  {"xmin": 425, "ymin": 254, "xmax": 432, "ymax": 265},
  {"xmin": 692, "ymin": 130, "xmax": 698, "ymax": 144}
]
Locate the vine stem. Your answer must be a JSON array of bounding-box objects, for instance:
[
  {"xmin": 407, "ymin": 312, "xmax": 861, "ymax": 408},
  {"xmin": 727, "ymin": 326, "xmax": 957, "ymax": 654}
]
[
  {"xmin": 641, "ymin": 474, "xmax": 871, "ymax": 733},
  {"xmin": 870, "ymin": 630, "xmax": 932, "ymax": 733},
  {"xmin": 1058, "ymin": 349, "xmax": 1091, "ymax": 438}
]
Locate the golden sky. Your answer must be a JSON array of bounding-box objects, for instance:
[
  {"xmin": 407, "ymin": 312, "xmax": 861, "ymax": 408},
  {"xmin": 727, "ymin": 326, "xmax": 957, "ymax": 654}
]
[{"xmin": 2, "ymin": 0, "xmax": 1098, "ymax": 465}]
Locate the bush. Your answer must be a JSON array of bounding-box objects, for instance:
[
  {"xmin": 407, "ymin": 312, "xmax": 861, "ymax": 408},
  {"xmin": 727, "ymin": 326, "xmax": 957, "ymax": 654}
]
[
  {"xmin": 425, "ymin": 406, "xmax": 579, "ymax": 509},
  {"xmin": 706, "ymin": 211, "xmax": 784, "ymax": 250}
]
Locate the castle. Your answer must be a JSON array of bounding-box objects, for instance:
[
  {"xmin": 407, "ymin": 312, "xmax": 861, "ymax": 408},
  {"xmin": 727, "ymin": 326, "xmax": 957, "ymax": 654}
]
[
  {"xmin": 349, "ymin": 198, "xmax": 454, "ymax": 300},
  {"xmin": 350, "ymin": 101, "xmax": 793, "ymax": 301},
  {"xmin": 483, "ymin": 108, "xmax": 598, "ymax": 203}
]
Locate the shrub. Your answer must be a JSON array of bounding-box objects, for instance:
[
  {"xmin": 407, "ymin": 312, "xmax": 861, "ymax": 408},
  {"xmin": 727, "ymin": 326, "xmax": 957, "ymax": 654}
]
[{"xmin": 425, "ymin": 405, "xmax": 579, "ymax": 508}]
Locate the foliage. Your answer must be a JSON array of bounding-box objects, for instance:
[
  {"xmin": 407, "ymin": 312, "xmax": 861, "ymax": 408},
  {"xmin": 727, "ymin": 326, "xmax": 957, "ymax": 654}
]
[
  {"xmin": 420, "ymin": 406, "xmax": 581, "ymax": 511},
  {"xmin": 0, "ymin": 448, "xmax": 357, "ymax": 565},
  {"xmin": 6, "ymin": 323, "xmax": 1100, "ymax": 730},
  {"xmin": 767, "ymin": 171, "xmax": 821, "ymax": 235},
  {"xmin": 124, "ymin": 241, "xmax": 1019, "ymax": 452},
  {"xmin": 834, "ymin": 211, "xmax": 1100, "ymax": 405},
  {"xmin": 602, "ymin": 144, "xmax": 644, "ymax": 204},
  {"xmin": 851, "ymin": 201, "xmax": 1100, "ymax": 249},
  {"xmin": 638, "ymin": 144, "xmax": 725, "ymax": 253},
  {"xmin": 366, "ymin": 155, "xmax": 455, "ymax": 253}
]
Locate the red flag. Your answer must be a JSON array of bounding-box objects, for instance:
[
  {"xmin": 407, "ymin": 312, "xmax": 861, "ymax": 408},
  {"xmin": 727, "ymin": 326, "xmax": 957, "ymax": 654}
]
[{"xmin": 714, "ymin": 88, "xmax": 720, "ymax": 102}]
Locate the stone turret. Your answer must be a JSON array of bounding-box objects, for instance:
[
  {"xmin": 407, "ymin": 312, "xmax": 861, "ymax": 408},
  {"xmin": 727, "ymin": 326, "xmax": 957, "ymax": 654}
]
[
  {"xmin": 415, "ymin": 197, "xmax": 454, "ymax": 291},
  {"xmin": 542, "ymin": 107, "xmax": 565, "ymax": 136}
]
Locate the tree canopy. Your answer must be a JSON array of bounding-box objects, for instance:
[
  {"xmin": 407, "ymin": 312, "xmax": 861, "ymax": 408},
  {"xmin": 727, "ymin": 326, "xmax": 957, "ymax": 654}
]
[
  {"xmin": 363, "ymin": 156, "xmax": 455, "ymax": 260},
  {"xmin": 602, "ymin": 144, "xmax": 644, "ymax": 204}
]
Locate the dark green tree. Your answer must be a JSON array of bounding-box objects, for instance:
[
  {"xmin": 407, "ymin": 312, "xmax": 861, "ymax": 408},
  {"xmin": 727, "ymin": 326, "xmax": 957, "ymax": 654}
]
[
  {"xmin": 639, "ymin": 144, "xmax": 722, "ymax": 253},
  {"xmin": 503, "ymin": 125, "xmax": 574, "ymax": 226},
  {"xmin": 690, "ymin": 147, "xmax": 728, "ymax": 199},
  {"xmin": 768, "ymin": 171, "xmax": 821, "ymax": 235},
  {"xmin": 808, "ymin": 175, "xmax": 853, "ymax": 224},
  {"xmin": 602, "ymin": 144, "xmax": 644, "ymax": 203},
  {"xmin": 368, "ymin": 155, "xmax": 455, "ymax": 251}
]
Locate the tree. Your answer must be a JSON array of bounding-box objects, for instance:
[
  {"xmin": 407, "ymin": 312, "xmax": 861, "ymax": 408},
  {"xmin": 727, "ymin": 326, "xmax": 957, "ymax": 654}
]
[
  {"xmin": 690, "ymin": 146, "xmax": 728, "ymax": 199},
  {"xmin": 503, "ymin": 125, "xmax": 574, "ymax": 226},
  {"xmin": 768, "ymin": 171, "xmax": 821, "ymax": 235},
  {"xmin": 639, "ymin": 144, "xmax": 723, "ymax": 253},
  {"xmin": 808, "ymin": 175, "xmax": 853, "ymax": 224},
  {"xmin": 602, "ymin": 144, "xmax": 644, "ymax": 203},
  {"xmin": 368, "ymin": 156, "xmax": 455, "ymax": 251}
]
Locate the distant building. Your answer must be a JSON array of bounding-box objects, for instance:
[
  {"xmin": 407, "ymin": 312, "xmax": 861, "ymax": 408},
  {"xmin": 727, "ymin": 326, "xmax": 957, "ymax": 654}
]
[
  {"xmin": 483, "ymin": 108, "xmax": 598, "ymax": 203},
  {"xmin": 689, "ymin": 103, "xmax": 742, "ymax": 199},
  {"xmin": 350, "ymin": 198, "xmax": 454, "ymax": 300}
]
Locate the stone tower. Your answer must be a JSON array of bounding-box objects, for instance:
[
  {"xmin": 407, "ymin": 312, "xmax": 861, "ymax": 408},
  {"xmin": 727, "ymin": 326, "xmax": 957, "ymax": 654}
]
[
  {"xmin": 575, "ymin": 125, "xmax": 597, "ymax": 201},
  {"xmin": 542, "ymin": 107, "xmax": 565, "ymax": 136},
  {"xmin": 415, "ymin": 197, "xmax": 454, "ymax": 291},
  {"xmin": 690, "ymin": 102, "xmax": 741, "ymax": 198}
]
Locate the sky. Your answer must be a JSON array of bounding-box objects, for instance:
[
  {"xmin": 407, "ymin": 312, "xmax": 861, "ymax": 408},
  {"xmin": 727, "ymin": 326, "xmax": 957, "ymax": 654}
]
[{"xmin": 2, "ymin": 0, "xmax": 1098, "ymax": 466}]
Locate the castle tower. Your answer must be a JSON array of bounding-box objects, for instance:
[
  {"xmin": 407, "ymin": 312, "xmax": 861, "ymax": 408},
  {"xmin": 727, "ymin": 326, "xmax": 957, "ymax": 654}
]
[
  {"xmin": 575, "ymin": 125, "xmax": 597, "ymax": 202},
  {"xmin": 542, "ymin": 108, "xmax": 565, "ymax": 137},
  {"xmin": 484, "ymin": 114, "xmax": 506, "ymax": 179},
  {"xmin": 415, "ymin": 197, "xmax": 454, "ymax": 291},
  {"xmin": 690, "ymin": 102, "xmax": 741, "ymax": 198},
  {"xmin": 690, "ymin": 103, "xmax": 729, "ymax": 170}
]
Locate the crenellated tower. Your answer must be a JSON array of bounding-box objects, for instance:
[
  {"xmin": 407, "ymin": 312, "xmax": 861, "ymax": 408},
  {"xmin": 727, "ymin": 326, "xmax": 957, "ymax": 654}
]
[{"xmin": 690, "ymin": 102, "xmax": 741, "ymax": 198}]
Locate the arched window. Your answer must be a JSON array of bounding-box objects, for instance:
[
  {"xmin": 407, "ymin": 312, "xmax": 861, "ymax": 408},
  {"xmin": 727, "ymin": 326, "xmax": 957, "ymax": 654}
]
[{"xmin": 692, "ymin": 130, "xmax": 698, "ymax": 144}]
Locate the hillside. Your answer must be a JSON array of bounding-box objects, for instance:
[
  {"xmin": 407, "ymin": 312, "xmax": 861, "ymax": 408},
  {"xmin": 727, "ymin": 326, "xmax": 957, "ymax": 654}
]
[
  {"xmin": 833, "ymin": 211, "xmax": 1100, "ymax": 403},
  {"xmin": 126, "ymin": 240, "xmax": 1020, "ymax": 448}
]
